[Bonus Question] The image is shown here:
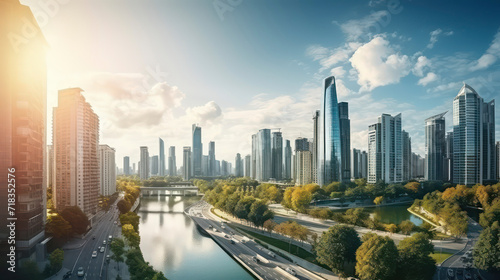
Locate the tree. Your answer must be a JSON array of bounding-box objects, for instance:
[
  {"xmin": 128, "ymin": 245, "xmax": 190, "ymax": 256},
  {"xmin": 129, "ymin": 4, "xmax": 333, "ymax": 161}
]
[
  {"xmin": 282, "ymin": 187, "xmax": 296, "ymax": 210},
  {"xmin": 120, "ymin": 212, "xmax": 140, "ymax": 232},
  {"xmin": 122, "ymin": 224, "xmax": 141, "ymax": 248},
  {"xmin": 397, "ymin": 233, "xmax": 436, "ymax": 280},
  {"xmin": 110, "ymin": 238, "xmax": 126, "ymax": 272},
  {"xmin": 316, "ymin": 225, "xmax": 361, "ymax": 277},
  {"xmin": 479, "ymin": 200, "xmax": 500, "ymax": 228},
  {"xmin": 117, "ymin": 199, "xmax": 132, "ymax": 214},
  {"xmin": 385, "ymin": 224, "xmax": 398, "ymax": 234},
  {"xmin": 356, "ymin": 235, "xmax": 399, "ymax": 280},
  {"xmin": 263, "ymin": 219, "xmax": 277, "ymax": 235},
  {"xmin": 473, "ymin": 221, "xmax": 500, "ymax": 271},
  {"xmin": 404, "ymin": 182, "xmax": 420, "ymax": 194},
  {"xmin": 374, "ymin": 196, "xmax": 384, "ymax": 205},
  {"xmin": 60, "ymin": 206, "xmax": 89, "ymax": 234},
  {"xmin": 344, "ymin": 208, "xmax": 368, "ymax": 226},
  {"xmin": 248, "ymin": 200, "xmax": 274, "ymax": 228},
  {"xmin": 45, "ymin": 214, "xmax": 72, "ymax": 239},
  {"xmin": 234, "ymin": 196, "xmax": 256, "ymax": 221},
  {"xmin": 19, "ymin": 260, "xmax": 43, "ymax": 280},
  {"xmin": 399, "ymin": 220, "xmax": 415, "ymax": 235},
  {"xmin": 49, "ymin": 248, "xmax": 64, "ymax": 274}
]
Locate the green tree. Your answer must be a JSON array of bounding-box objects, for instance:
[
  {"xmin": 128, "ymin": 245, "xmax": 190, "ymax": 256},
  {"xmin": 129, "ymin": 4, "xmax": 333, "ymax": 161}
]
[
  {"xmin": 385, "ymin": 224, "xmax": 398, "ymax": 234},
  {"xmin": 110, "ymin": 237, "xmax": 126, "ymax": 272},
  {"xmin": 356, "ymin": 235, "xmax": 399, "ymax": 280},
  {"xmin": 120, "ymin": 212, "xmax": 140, "ymax": 232},
  {"xmin": 473, "ymin": 221, "xmax": 500, "ymax": 271},
  {"xmin": 248, "ymin": 200, "xmax": 274, "ymax": 228},
  {"xmin": 399, "ymin": 220, "xmax": 415, "ymax": 235},
  {"xmin": 263, "ymin": 219, "xmax": 277, "ymax": 235},
  {"xmin": 60, "ymin": 206, "xmax": 89, "ymax": 235},
  {"xmin": 234, "ymin": 196, "xmax": 256, "ymax": 221},
  {"xmin": 117, "ymin": 199, "xmax": 132, "ymax": 214},
  {"xmin": 49, "ymin": 248, "xmax": 64, "ymax": 274},
  {"xmin": 122, "ymin": 224, "xmax": 141, "ymax": 248},
  {"xmin": 397, "ymin": 233, "xmax": 436, "ymax": 280},
  {"xmin": 479, "ymin": 200, "xmax": 500, "ymax": 228},
  {"xmin": 344, "ymin": 208, "xmax": 368, "ymax": 226},
  {"xmin": 374, "ymin": 196, "xmax": 384, "ymax": 205},
  {"xmin": 45, "ymin": 214, "xmax": 72, "ymax": 239},
  {"xmin": 316, "ymin": 225, "xmax": 361, "ymax": 277}
]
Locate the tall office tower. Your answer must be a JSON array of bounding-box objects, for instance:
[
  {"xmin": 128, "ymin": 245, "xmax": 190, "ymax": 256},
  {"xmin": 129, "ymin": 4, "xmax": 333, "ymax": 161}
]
[
  {"xmin": 139, "ymin": 147, "xmax": 150, "ymax": 180},
  {"xmin": 132, "ymin": 163, "xmax": 136, "ymax": 174},
  {"xmin": 497, "ymin": 142, "xmax": 500, "ymax": 181},
  {"xmin": 99, "ymin": 145, "xmax": 116, "ymax": 196},
  {"xmin": 182, "ymin": 147, "xmax": 192, "ymax": 181},
  {"xmin": 402, "ymin": 130, "xmax": 412, "ymax": 181},
  {"xmin": 215, "ymin": 160, "xmax": 221, "ymax": 176},
  {"xmin": 294, "ymin": 138, "xmax": 310, "ymax": 183},
  {"xmin": 295, "ymin": 138, "xmax": 309, "ymax": 152},
  {"xmin": 53, "ymin": 88, "xmax": 99, "ymax": 217},
  {"xmin": 0, "ymin": 0, "xmax": 47, "ymax": 257},
  {"xmin": 296, "ymin": 150, "xmax": 313, "ymax": 185},
  {"xmin": 123, "ymin": 156, "xmax": 130, "ymax": 175},
  {"xmin": 360, "ymin": 151, "xmax": 368, "ymax": 179},
  {"xmin": 221, "ymin": 160, "xmax": 228, "ymax": 176},
  {"xmin": 244, "ymin": 155, "xmax": 251, "ymax": 177},
  {"xmin": 208, "ymin": 141, "xmax": 216, "ymax": 176},
  {"xmin": 319, "ymin": 76, "xmax": 342, "ymax": 186},
  {"xmin": 253, "ymin": 129, "xmax": 272, "ymax": 181},
  {"xmin": 192, "ymin": 124, "xmax": 202, "ymax": 177},
  {"xmin": 367, "ymin": 113, "xmax": 403, "ymax": 184},
  {"xmin": 168, "ymin": 146, "xmax": 177, "ymax": 176},
  {"xmin": 425, "ymin": 112, "xmax": 447, "ymax": 181},
  {"xmin": 251, "ymin": 134, "xmax": 257, "ymax": 179},
  {"xmin": 453, "ymin": 84, "xmax": 496, "ymax": 185},
  {"xmin": 235, "ymin": 153, "xmax": 243, "ymax": 177},
  {"xmin": 151, "ymin": 155, "xmax": 159, "ymax": 176},
  {"xmin": 444, "ymin": 132, "xmax": 454, "ymax": 182},
  {"xmin": 47, "ymin": 145, "xmax": 54, "ymax": 188},
  {"xmin": 202, "ymin": 155, "xmax": 209, "ymax": 176},
  {"xmin": 272, "ymin": 132, "xmax": 283, "ymax": 180},
  {"xmin": 159, "ymin": 138, "xmax": 165, "ymax": 176},
  {"xmin": 411, "ymin": 153, "xmax": 425, "ymax": 178},
  {"xmin": 312, "ymin": 110, "xmax": 320, "ymax": 183},
  {"xmin": 284, "ymin": 140, "xmax": 292, "ymax": 180},
  {"xmin": 352, "ymin": 149, "xmax": 362, "ymax": 179},
  {"xmin": 338, "ymin": 102, "xmax": 351, "ymax": 182}
]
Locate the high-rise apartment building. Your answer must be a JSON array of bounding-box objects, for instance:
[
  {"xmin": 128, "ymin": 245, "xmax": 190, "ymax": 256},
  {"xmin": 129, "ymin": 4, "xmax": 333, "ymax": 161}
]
[
  {"xmin": 272, "ymin": 132, "xmax": 283, "ymax": 180},
  {"xmin": 208, "ymin": 141, "xmax": 216, "ymax": 176},
  {"xmin": 192, "ymin": 124, "xmax": 202, "ymax": 177},
  {"xmin": 253, "ymin": 129, "xmax": 272, "ymax": 181},
  {"xmin": 99, "ymin": 145, "xmax": 116, "ymax": 196},
  {"xmin": 159, "ymin": 138, "xmax": 165, "ymax": 176},
  {"xmin": 151, "ymin": 155, "xmax": 159, "ymax": 176},
  {"xmin": 352, "ymin": 149, "xmax": 368, "ymax": 179},
  {"xmin": 221, "ymin": 160, "xmax": 229, "ymax": 176},
  {"xmin": 312, "ymin": 110, "xmax": 320, "ymax": 183},
  {"xmin": 182, "ymin": 147, "xmax": 192, "ymax": 181},
  {"xmin": 123, "ymin": 156, "xmax": 130, "ymax": 175},
  {"xmin": 284, "ymin": 140, "xmax": 292, "ymax": 180},
  {"xmin": 47, "ymin": 145, "xmax": 54, "ymax": 188},
  {"xmin": 402, "ymin": 130, "xmax": 412, "ymax": 181},
  {"xmin": 444, "ymin": 132, "xmax": 454, "ymax": 182},
  {"xmin": 497, "ymin": 142, "xmax": 500, "ymax": 181},
  {"xmin": 202, "ymin": 155, "xmax": 209, "ymax": 176},
  {"xmin": 367, "ymin": 113, "xmax": 403, "ymax": 184},
  {"xmin": 411, "ymin": 153, "xmax": 425, "ymax": 178},
  {"xmin": 53, "ymin": 88, "xmax": 99, "ymax": 216},
  {"xmin": 0, "ymin": 0, "xmax": 47, "ymax": 255},
  {"xmin": 168, "ymin": 146, "xmax": 176, "ymax": 176},
  {"xmin": 139, "ymin": 147, "xmax": 149, "ymax": 180},
  {"xmin": 244, "ymin": 154, "xmax": 251, "ymax": 177},
  {"xmin": 296, "ymin": 150, "xmax": 312, "ymax": 185},
  {"xmin": 453, "ymin": 84, "xmax": 496, "ymax": 185},
  {"xmin": 425, "ymin": 112, "xmax": 447, "ymax": 181},
  {"xmin": 235, "ymin": 153, "xmax": 243, "ymax": 177},
  {"xmin": 338, "ymin": 102, "xmax": 351, "ymax": 182}
]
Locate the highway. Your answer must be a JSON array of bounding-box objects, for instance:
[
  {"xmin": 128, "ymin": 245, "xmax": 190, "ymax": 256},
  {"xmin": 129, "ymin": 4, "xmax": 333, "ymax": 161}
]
[{"xmin": 187, "ymin": 201, "xmax": 328, "ymax": 280}]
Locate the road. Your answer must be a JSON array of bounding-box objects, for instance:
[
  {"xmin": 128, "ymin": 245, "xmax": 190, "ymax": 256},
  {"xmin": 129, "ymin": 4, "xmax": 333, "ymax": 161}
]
[{"xmin": 187, "ymin": 201, "xmax": 328, "ymax": 280}]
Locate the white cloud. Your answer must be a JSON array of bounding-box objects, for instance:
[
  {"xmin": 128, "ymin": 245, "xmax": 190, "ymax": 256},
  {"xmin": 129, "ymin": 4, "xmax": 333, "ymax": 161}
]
[
  {"xmin": 471, "ymin": 29, "xmax": 500, "ymax": 70},
  {"xmin": 413, "ymin": 56, "xmax": 431, "ymax": 77},
  {"xmin": 186, "ymin": 101, "xmax": 223, "ymax": 125},
  {"xmin": 330, "ymin": 66, "xmax": 346, "ymax": 78},
  {"xmin": 427, "ymin": 29, "xmax": 453, "ymax": 49},
  {"xmin": 349, "ymin": 36, "xmax": 411, "ymax": 92},
  {"xmin": 418, "ymin": 72, "xmax": 438, "ymax": 86},
  {"xmin": 307, "ymin": 42, "xmax": 361, "ymax": 71},
  {"xmin": 339, "ymin": 11, "xmax": 391, "ymax": 41}
]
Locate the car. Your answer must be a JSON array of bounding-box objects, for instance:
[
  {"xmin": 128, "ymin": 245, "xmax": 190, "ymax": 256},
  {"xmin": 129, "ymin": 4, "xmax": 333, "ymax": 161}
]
[
  {"xmin": 114, "ymin": 221, "xmax": 117, "ymax": 224},
  {"xmin": 285, "ymin": 267, "xmax": 296, "ymax": 276},
  {"xmin": 103, "ymin": 240, "xmax": 106, "ymax": 245},
  {"xmin": 106, "ymin": 255, "xmax": 110, "ymax": 260},
  {"xmin": 460, "ymin": 256, "xmax": 467, "ymax": 261},
  {"xmin": 224, "ymin": 234, "xmax": 229, "ymax": 238},
  {"xmin": 221, "ymin": 225, "xmax": 225, "ymax": 229},
  {"xmin": 252, "ymin": 256, "xmax": 260, "ymax": 263},
  {"xmin": 208, "ymin": 225, "xmax": 213, "ymax": 229},
  {"xmin": 63, "ymin": 271, "xmax": 71, "ymax": 279},
  {"xmin": 77, "ymin": 267, "xmax": 84, "ymax": 277},
  {"xmin": 100, "ymin": 247, "xmax": 105, "ymax": 253},
  {"xmin": 92, "ymin": 251, "xmax": 97, "ymax": 258},
  {"xmin": 465, "ymin": 273, "xmax": 472, "ymax": 280},
  {"xmin": 92, "ymin": 236, "xmax": 96, "ymax": 240},
  {"xmin": 213, "ymin": 228, "xmax": 218, "ymax": 232},
  {"xmin": 447, "ymin": 268, "xmax": 454, "ymax": 278},
  {"xmin": 230, "ymin": 239, "xmax": 235, "ymax": 244},
  {"xmin": 267, "ymin": 251, "xmax": 276, "ymax": 258}
]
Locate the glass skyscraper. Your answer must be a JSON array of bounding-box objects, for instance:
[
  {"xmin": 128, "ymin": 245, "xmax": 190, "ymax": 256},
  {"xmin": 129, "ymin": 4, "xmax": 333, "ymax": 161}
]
[
  {"xmin": 425, "ymin": 112, "xmax": 447, "ymax": 181},
  {"xmin": 318, "ymin": 76, "xmax": 342, "ymax": 186},
  {"xmin": 272, "ymin": 131, "xmax": 283, "ymax": 180},
  {"xmin": 284, "ymin": 140, "xmax": 292, "ymax": 180},
  {"xmin": 159, "ymin": 138, "xmax": 165, "ymax": 176},
  {"xmin": 253, "ymin": 129, "xmax": 272, "ymax": 181},
  {"xmin": 192, "ymin": 124, "xmax": 202, "ymax": 177},
  {"xmin": 209, "ymin": 141, "xmax": 216, "ymax": 176},
  {"xmin": 338, "ymin": 102, "xmax": 351, "ymax": 182},
  {"xmin": 168, "ymin": 146, "xmax": 176, "ymax": 176}
]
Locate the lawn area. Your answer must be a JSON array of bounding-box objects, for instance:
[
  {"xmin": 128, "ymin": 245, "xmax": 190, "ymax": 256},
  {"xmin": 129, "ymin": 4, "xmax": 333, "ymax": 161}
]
[
  {"xmin": 234, "ymin": 226, "xmax": 319, "ymax": 264},
  {"xmin": 430, "ymin": 251, "xmax": 453, "ymax": 264}
]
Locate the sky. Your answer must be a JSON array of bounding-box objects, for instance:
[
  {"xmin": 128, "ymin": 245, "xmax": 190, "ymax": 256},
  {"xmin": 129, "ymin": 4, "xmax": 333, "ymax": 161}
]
[{"xmin": 20, "ymin": 0, "xmax": 500, "ymax": 167}]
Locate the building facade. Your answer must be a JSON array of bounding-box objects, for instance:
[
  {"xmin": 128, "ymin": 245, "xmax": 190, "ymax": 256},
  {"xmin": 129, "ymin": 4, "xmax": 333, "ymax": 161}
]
[
  {"xmin": 235, "ymin": 153, "xmax": 243, "ymax": 177},
  {"xmin": 338, "ymin": 102, "xmax": 351, "ymax": 182},
  {"xmin": 182, "ymin": 147, "xmax": 192, "ymax": 181},
  {"xmin": 253, "ymin": 129, "xmax": 272, "ymax": 181},
  {"xmin": 192, "ymin": 124, "xmax": 202, "ymax": 177},
  {"xmin": 296, "ymin": 150, "xmax": 312, "ymax": 185},
  {"xmin": 208, "ymin": 141, "xmax": 216, "ymax": 176},
  {"xmin": 99, "ymin": 145, "xmax": 116, "ymax": 196},
  {"xmin": 244, "ymin": 154, "xmax": 251, "ymax": 177},
  {"xmin": 402, "ymin": 130, "xmax": 412, "ymax": 181},
  {"xmin": 159, "ymin": 138, "xmax": 165, "ymax": 176},
  {"xmin": 312, "ymin": 110, "xmax": 320, "ymax": 183},
  {"xmin": 139, "ymin": 147, "xmax": 149, "ymax": 180},
  {"xmin": 123, "ymin": 156, "xmax": 130, "ymax": 175},
  {"xmin": 272, "ymin": 131, "xmax": 283, "ymax": 180},
  {"xmin": 425, "ymin": 112, "xmax": 447, "ymax": 181},
  {"xmin": 284, "ymin": 140, "xmax": 292, "ymax": 180},
  {"xmin": 168, "ymin": 146, "xmax": 176, "ymax": 176}
]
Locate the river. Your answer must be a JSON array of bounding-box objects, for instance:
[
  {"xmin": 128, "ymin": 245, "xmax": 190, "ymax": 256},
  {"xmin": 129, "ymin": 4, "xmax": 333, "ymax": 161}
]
[{"xmin": 137, "ymin": 196, "xmax": 254, "ymax": 280}]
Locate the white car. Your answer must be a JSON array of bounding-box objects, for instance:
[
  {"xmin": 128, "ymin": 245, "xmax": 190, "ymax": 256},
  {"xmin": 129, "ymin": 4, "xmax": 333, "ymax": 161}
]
[
  {"xmin": 92, "ymin": 251, "xmax": 97, "ymax": 258},
  {"xmin": 100, "ymin": 247, "xmax": 105, "ymax": 253},
  {"xmin": 77, "ymin": 267, "xmax": 84, "ymax": 277},
  {"xmin": 285, "ymin": 267, "xmax": 296, "ymax": 276}
]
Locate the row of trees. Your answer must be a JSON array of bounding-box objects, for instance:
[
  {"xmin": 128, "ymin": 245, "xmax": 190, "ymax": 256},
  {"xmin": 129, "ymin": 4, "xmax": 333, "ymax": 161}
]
[
  {"xmin": 116, "ymin": 179, "xmax": 141, "ymax": 214},
  {"xmin": 45, "ymin": 206, "xmax": 90, "ymax": 238},
  {"xmin": 473, "ymin": 221, "xmax": 500, "ymax": 271},
  {"xmin": 315, "ymin": 225, "xmax": 436, "ymax": 280}
]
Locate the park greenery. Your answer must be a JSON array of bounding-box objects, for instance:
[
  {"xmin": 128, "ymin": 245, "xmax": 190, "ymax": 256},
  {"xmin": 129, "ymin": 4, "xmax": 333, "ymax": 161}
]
[
  {"xmin": 142, "ymin": 176, "xmax": 184, "ymax": 187},
  {"xmin": 473, "ymin": 221, "xmax": 500, "ymax": 271},
  {"xmin": 16, "ymin": 249, "xmax": 65, "ymax": 280},
  {"xmin": 45, "ymin": 205, "xmax": 89, "ymax": 239},
  {"xmin": 116, "ymin": 178, "xmax": 141, "ymax": 214}
]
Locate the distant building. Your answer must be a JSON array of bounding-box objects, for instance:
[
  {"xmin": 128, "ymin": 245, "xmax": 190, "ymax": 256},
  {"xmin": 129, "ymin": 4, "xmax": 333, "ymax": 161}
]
[
  {"xmin": 294, "ymin": 138, "xmax": 310, "ymax": 183},
  {"xmin": 182, "ymin": 147, "xmax": 192, "ymax": 181},
  {"xmin": 192, "ymin": 124, "xmax": 202, "ymax": 177},
  {"xmin": 402, "ymin": 130, "xmax": 412, "ymax": 181},
  {"xmin": 244, "ymin": 154, "xmax": 251, "ymax": 177},
  {"xmin": 215, "ymin": 160, "xmax": 221, "ymax": 176},
  {"xmin": 99, "ymin": 145, "xmax": 116, "ymax": 196},
  {"xmin": 159, "ymin": 138, "xmax": 166, "ymax": 176},
  {"xmin": 168, "ymin": 146, "xmax": 176, "ymax": 176},
  {"xmin": 209, "ymin": 141, "xmax": 216, "ymax": 176},
  {"xmin": 139, "ymin": 147, "xmax": 150, "ymax": 180},
  {"xmin": 47, "ymin": 145, "xmax": 54, "ymax": 187},
  {"xmin": 444, "ymin": 132, "xmax": 454, "ymax": 182},
  {"xmin": 202, "ymin": 155, "xmax": 209, "ymax": 176},
  {"xmin": 221, "ymin": 160, "xmax": 229, "ymax": 176},
  {"xmin": 53, "ymin": 88, "xmax": 99, "ymax": 216},
  {"xmin": 235, "ymin": 153, "xmax": 243, "ymax": 177},
  {"xmin": 272, "ymin": 132, "xmax": 283, "ymax": 180},
  {"xmin": 123, "ymin": 156, "xmax": 130, "ymax": 175},
  {"xmin": 312, "ymin": 110, "xmax": 320, "ymax": 183},
  {"xmin": 352, "ymin": 149, "xmax": 368, "ymax": 179},
  {"xmin": 497, "ymin": 142, "xmax": 500, "ymax": 181},
  {"xmin": 412, "ymin": 153, "xmax": 425, "ymax": 178},
  {"xmin": 425, "ymin": 112, "xmax": 447, "ymax": 181},
  {"xmin": 338, "ymin": 102, "xmax": 351, "ymax": 182},
  {"xmin": 284, "ymin": 140, "xmax": 292, "ymax": 180},
  {"xmin": 253, "ymin": 129, "xmax": 272, "ymax": 181},
  {"xmin": 151, "ymin": 155, "xmax": 159, "ymax": 176},
  {"xmin": 296, "ymin": 150, "xmax": 312, "ymax": 185}
]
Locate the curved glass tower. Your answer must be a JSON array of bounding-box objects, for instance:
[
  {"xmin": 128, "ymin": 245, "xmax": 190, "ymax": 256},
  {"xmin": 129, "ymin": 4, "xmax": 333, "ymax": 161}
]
[{"xmin": 319, "ymin": 76, "xmax": 342, "ymax": 186}]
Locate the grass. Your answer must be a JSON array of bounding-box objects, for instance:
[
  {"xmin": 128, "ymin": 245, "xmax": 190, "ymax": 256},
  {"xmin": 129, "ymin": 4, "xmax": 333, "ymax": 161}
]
[
  {"xmin": 210, "ymin": 208, "xmax": 228, "ymax": 220},
  {"xmin": 430, "ymin": 251, "xmax": 453, "ymax": 264}
]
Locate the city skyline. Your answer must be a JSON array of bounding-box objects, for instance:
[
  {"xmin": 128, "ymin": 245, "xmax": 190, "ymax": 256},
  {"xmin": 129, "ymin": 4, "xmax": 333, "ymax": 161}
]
[{"xmin": 21, "ymin": 0, "xmax": 499, "ymax": 165}]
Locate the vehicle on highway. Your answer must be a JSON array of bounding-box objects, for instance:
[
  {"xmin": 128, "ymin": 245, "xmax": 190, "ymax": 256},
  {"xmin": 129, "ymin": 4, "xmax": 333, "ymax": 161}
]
[
  {"xmin": 268, "ymin": 251, "xmax": 276, "ymax": 258},
  {"xmin": 92, "ymin": 251, "xmax": 97, "ymax": 258},
  {"xmin": 224, "ymin": 234, "xmax": 229, "ymax": 238},
  {"xmin": 114, "ymin": 221, "xmax": 117, "ymax": 224},
  {"xmin": 213, "ymin": 228, "xmax": 218, "ymax": 232},
  {"xmin": 100, "ymin": 247, "xmax": 105, "ymax": 253},
  {"xmin": 208, "ymin": 225, "xmax": 213, "ymax": 229},
  {"xmin": 63, "ymin": 271, "xmax": 71, "ymax": 279},
  {"xmin": 77, "ymin": 267, "xmax": 84, "ymax": 277},
  {"xmin": 103, "ymin": 240, "xmax": 106, "ymax": 245},
  {"xmin": 92, "ymin": 236, "xmax": 96, "ymax": 240},
  {"xmin": 447, "ymin": 268, "xmax": 454, "ymax": 278},
  {"xmin": 465, "ymin": 273, "xmax": 472, "ymax": 280},
  {"xmin": 221, "ymin": 225, "xmax": 225, "ymax": 229},
  {"xmin": 285, "ymin": 267, "xmax": 296, "ymax": 276},
  {"xmin": 109, "ymin": 235, "xmax": 113, "ymax": 241},
  {"xmin": 230, "ymin": 239, "xmax": 235, "ymax": 244},
  {"xmin": 252, "ymin": 256, "xmax": 260, "ymax": 263},
  {"xmin": 106, "ymin": 255, "xmax": 110, "ymax": 260}
]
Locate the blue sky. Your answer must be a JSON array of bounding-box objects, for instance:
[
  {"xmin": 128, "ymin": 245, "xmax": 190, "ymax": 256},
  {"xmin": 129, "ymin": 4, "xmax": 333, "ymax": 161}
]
[{"xmin": 22, "ymin": 0, "xmax": 500, "ymax": 166}]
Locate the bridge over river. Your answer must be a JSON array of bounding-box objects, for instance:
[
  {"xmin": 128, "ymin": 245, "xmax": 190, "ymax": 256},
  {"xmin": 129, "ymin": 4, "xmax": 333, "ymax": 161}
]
[{"xmin": 140, "ymin": 183, "xmax": 200, "ymax": 197}]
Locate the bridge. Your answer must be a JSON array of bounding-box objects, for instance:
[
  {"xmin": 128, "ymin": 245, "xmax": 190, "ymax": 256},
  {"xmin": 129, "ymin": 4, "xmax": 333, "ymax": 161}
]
[{"xmin": 140, "ymin": 185, "xmax": 200, "ymax": 197}]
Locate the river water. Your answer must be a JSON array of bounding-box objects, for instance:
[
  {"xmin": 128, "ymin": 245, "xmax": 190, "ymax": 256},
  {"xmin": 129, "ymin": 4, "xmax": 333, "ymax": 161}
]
[{"xmin": 137, "ymin": 196, "xmax": 254, "ymax": 280}]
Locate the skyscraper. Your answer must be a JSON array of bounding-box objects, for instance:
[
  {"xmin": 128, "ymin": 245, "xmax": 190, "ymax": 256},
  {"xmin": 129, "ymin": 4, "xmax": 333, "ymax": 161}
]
[
  {"xmin": 497, "ymin": 142, "xmax": 500, "ymax": 181},
  {"xmin": 352, "ymin": 149, "xmax": 368, "ymax": 179},
  {"xmin": 284, "ymin": 140, "xmax": 292, "ymax": 180},
  {"xmin": 99, "ymin": 145, "xmax": 116, "ymax": 196},
  {"xmin": 0, "ymin": 0, "xmax": 47, "ymax": 255},
  {"xmin": 368, "ymin": 113, "xmax": 403, "ymax": 184},
  {"xmin": 159, "ymin": 138, "xmax": 165, "ymax": 176},
  {"xmin": 338, "ymin": 102, "xmax": 351, "ymax": 182},
  {"xmin": 453, "ymin": 84, "xmax": 496, "ymax": 185},
  {"xmin": 296, "ymin": 150, "xmax": 312, "ymax": 185},
  {"xmin": 272, "ymin": 131, "xmax": 283, "ymax": 180},
  {"xmin": 151, "ymin": 155, "xmax": 159, "ymax": 176},
  {"xmin": 209, "ymin": 141, "xmax": 216, "ymax": 176},
  {"xmin": 168, "ymin": 146, "xmax": 176, "ymax": 176},
  {"xmin": 402, "ymin": 130, "xmax": 412, "ymax": 181},
  {"xmin": 202, "ymin": 155, "xmax": 209, "ymax": 176},
  {"xmin": 319, "ymin": 76, "xmax": 342, "ymax": 186},
  {"xmin": 192, "ymin": 124, "xmax": 202, "ymax": 177},
  {"xmin": 139, "ymin": 146, "xmax": 149, "ymax": 180},
  {"xmin": 312, "ymin": 110, "xmax": 320, "ymax": 183},
  {"xmin": 123, "ymin": 156, "xmax": 130, "ymax": 175},
  {"xmin": 444, "ymin": 132, "xmax": 454, "ymax": 182},
  {"xmin": 244, "ymin": 154, "xmax": 251, "ymax": 177},
  {"xmin": 53, "ymin": 88, "xmax": 100, "ymax": 216},
  {"xmin": 411, "ymin": 153, "xmax": 425, "ymax": 178},
  {"xmin": 183, "ymin": 147, "xmax": 192, "ymax": 181},
  {"xmin": 253, "ymin": 129, "xmax": 272, "ymax": 181},
  {"xmin": 221, "ymin": 160, "xmax": 229, "ymax": 176},
  {"xmin": 235, "ymin": 153, "xmax": 243, "ymax": 177},
  {"xmin": 425, "ymin": 112, "xmax": 447, "ymax": 181},
  {"xmin": 47, "ymin": 145, "xmax": 54, "ymax": 188}
]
